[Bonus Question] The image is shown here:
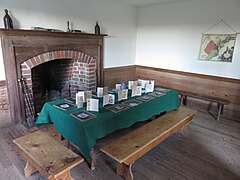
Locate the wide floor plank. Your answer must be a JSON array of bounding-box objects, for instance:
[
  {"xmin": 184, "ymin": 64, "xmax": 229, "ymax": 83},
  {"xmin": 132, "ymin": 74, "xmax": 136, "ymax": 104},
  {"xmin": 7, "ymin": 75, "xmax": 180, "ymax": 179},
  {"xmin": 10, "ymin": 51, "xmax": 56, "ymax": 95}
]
[{"xmin": 0, "ymin": 110, "xmax": 239, "ymax": 180}]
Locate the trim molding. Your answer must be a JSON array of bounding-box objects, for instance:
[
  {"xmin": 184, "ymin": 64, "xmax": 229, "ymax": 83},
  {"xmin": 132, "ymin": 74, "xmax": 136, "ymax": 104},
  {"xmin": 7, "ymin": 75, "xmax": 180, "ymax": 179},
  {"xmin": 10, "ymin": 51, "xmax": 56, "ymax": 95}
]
[
  {"xmin": 136, "ymin": 65, "xmax": 240, "ymax": 83},
  {"xmin": 104, "ymin": 65, "xmax": 136, "ymax": 71},
  {"xmin": 0, "ymin": 80, "xmax": 6, "ymax": 86}
]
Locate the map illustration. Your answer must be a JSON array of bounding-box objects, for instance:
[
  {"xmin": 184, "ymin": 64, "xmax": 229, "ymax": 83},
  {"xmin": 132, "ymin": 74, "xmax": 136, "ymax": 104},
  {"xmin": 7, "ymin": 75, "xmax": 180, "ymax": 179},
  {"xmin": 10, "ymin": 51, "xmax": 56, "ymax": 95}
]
[{"xmin": 199, "ymin": 34, "xmax": 236, "ymax": 62}]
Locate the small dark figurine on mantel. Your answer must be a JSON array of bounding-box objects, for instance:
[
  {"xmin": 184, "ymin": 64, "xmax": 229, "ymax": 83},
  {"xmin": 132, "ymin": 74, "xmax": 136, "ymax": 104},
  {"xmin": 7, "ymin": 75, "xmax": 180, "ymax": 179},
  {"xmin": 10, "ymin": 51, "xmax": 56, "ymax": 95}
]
[
  {"xmin": 3, "ymin": 9, "xmax": 13, "ymax": 29},
  {"xmin": 95, "ymin": 21, "xmax": 100, "ymax": 34},
  {"xmin": 66, "ymin": 20, "xmax": 71, "ymax": 32}
]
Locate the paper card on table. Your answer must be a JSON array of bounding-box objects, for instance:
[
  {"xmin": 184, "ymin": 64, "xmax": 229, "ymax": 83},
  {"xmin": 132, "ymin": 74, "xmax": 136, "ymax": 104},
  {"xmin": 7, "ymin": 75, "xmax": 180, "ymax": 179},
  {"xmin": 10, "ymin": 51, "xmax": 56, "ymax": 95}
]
[
  {"xmin": 97, "ymin": 87, "xmax": 103, "ymax": 97},
  {"xmin": 118, "ymin": 89, "xmax": 128, "ymax": 101},
  {"xmin": 121, "ymin": 99, "xmax": 142, "ymax": 107},
  {"xmin": 145, "ymin": 80, "xmax": 155, "ymax": 93},
  {"xmin": 131, "ymin": 86, "xmax": 142, "ymax": 97},
  {"xmin": 85, "ymin": 91, "xmax": 92, "ymax": 100},
  {"xmin": 105, "ymin": 104, "xmax": 129, "ymax": 113},
  {"xmin": 77, "ymin": 91, "xmax": 85, "ymax": 102},
  {"xmin": 115, "ymin": 84, "xmax": 121, "ymax": 91},
  {"xmin": 128, "ymin": 81, "xmax": 139, "ymax": 90},
  {"xmin": 87, "ymin": 98, "xmax": 99, "ymax": 112},
  {"xmin": 103, "ymin": 87, "xmax": 108, "ymax": 96},
  {"xmin": 137, "ymin": 95, "xmax": 155, "ymax": 102},
  {"xmin": 76, "ymin": 93, "xmax": 84, "ymax": 108},
  {"xmin": 103, "ymin": 94, "xmax": 115, "ymax": 106},
  {"xmin": 149, "ymin": 91, "xmax": 165, "ymax": 97},
  {"xmin": 97, "ymin": 87, "xmax": 108, "ymax": 98},
  {"xmin": 70, "ymin": 110, "xmax": 96, "ymax": 122},
  {"xmin": 53, "ymin": 102, "xmax": 75, "ymax": 111},
  {"xmin": 138, "ymin": 79, "xmax": 150, "ymax": 89}
]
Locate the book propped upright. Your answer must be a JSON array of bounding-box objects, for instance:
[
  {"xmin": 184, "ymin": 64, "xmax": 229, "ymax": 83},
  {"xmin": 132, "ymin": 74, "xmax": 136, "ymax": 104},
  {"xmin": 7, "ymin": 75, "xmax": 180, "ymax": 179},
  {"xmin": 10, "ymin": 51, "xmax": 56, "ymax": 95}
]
[
  {"xmin": 128, "ymin": 80, "xmax": 139, "ymax": 90},
  {"xmin": 97, "ymin": 87, "xmax": 108, "ymax": 98},
  {"xmin": 145, "ymin": 80, "xmax": 155, "ymax": 93},
  {"xmin": 87, "ymin": 98, "xmax": 99, "ymax": 112},
  {"xmin": 118, "ymin": 89, "xmax": 128, "ymax": 101},
  {"xmin": 131, "ymin": 85, "xmax": 142, "ymax": 97},
  {"xmin": 103, "ymin": 94, "xmax": 115, "ymax": 106},
  {"xmin": 76, "ymin": 92, "xmax": 84, "ymax": 108}
]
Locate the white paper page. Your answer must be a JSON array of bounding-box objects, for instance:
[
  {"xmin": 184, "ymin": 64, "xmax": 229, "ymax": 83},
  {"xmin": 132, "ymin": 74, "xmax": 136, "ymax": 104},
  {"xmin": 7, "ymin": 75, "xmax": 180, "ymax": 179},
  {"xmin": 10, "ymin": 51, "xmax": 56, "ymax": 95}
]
[
  {"xmin": 118, "ymin": 89, "xmax": 128, "ymax": 101},
  {"xmin": 103, "ymin": 94, "xmax": 109, "ymax": 106},
  {"xmin": 77, "ymin": 91, "xmax": 85, "ymax": 102},
  {"xmin": 103, "ymin": 87, "xmax": 108, "ymax": 96},
  {"xmin": 131, "ymin": 86, "xmax": 142, "ymax": 97},
  {"xmin": 108, "ymin": 94, "xmax": 115, "ymax": 104},
  {"xmin": 97, "ymin": 87, "xmax": 103, "ymax": 97},
  {"xmin": 145, "ymin": 80, "xmax": 155, "ymax": 93},
  {"xmin": 87, "ymin": 98, "xmax": 99, "ymax": 112},
  {"xmin": 138, "ymin": 79, "xmax": 150, "ymax": 89},
  {"xmin": 116, "ymin": 84, "xmax": 121, "ymax": 91},
  {"xmin": 76, "ymin": 93, "xmax": 83, "ymax": 108},
  {"xmin": 128, "ymin": 81, "xmax": 133, "ymax": 89},
  {"xmin": 85, "ymin": 91, "xmax": 92, "ymax": 101}
]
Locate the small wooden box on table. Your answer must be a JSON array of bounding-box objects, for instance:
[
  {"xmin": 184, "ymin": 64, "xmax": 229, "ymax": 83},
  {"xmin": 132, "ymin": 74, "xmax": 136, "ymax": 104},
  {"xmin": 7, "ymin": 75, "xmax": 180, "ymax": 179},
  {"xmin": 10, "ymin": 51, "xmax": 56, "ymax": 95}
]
[
  {"xmin": 13, "ymin": 130, "xmax": 84, "ymax": 180},
  {"xmin": 101, "ymin": 106, "xmax": 197, "ymax": 180}
]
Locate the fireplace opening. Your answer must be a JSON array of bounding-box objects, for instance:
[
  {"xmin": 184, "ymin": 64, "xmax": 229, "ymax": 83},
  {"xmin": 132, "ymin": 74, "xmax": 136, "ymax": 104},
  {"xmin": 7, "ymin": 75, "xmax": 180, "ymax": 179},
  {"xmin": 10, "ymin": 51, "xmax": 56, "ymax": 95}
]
[
  {"xmin": 19, "ymin": 50, "xmax": 97, "ymax": 124},
  {"xmin": 32, "ymin": 59, "xmax": 73, "ymax": 113}
]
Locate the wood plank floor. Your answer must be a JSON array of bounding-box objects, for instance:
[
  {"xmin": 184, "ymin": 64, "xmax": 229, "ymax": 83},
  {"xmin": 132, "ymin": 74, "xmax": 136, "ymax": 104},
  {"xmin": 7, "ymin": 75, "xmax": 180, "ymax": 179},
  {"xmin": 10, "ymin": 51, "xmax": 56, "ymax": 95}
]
[{"xmin": 0, "ymin": 110, "xmax": 239, "ymax": 180}]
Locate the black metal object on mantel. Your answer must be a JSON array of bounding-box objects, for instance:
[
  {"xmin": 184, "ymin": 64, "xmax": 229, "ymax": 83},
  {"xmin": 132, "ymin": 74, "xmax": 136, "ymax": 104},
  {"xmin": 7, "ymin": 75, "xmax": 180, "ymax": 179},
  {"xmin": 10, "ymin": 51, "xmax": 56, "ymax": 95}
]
[
  {"xmin": 95, "ymin": 21, "xmax": 100, "ymax": 34},
  {"xmin": 3, "ymin": 9, "xmax": 13, "ymax": 29}
]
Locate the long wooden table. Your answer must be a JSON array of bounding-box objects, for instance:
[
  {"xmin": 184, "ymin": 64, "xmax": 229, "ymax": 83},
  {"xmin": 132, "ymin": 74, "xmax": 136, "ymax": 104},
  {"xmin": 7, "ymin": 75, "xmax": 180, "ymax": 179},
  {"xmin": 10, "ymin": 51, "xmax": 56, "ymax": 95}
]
[{"xmin": 36, "ymin": 90, "xmax": 179, "ymax": 164}]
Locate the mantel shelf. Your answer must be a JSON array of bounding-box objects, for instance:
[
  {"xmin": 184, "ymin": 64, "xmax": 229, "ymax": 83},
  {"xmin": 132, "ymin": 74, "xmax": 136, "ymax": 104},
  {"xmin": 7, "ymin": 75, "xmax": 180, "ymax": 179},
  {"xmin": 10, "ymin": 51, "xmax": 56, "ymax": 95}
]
[{"xmin": 0, "ymin": 28, "xmax": 107, "ymax": 37}]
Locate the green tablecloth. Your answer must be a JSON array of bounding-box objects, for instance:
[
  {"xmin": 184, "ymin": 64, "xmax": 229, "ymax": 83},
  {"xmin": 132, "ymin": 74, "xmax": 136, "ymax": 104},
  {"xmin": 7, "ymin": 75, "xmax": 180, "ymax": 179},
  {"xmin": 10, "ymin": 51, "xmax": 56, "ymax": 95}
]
[{"xmin": 36, "ymin": 90, "xmax": 179, "ymax": 161}]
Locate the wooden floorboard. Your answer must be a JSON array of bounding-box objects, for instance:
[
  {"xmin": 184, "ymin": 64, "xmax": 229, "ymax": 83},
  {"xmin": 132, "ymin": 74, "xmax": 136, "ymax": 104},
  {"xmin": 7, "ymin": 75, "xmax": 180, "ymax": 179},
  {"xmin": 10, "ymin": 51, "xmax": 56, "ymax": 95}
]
[{"xmin": 0, "ymin": 110, "xmax": 239, "ymax": 180}]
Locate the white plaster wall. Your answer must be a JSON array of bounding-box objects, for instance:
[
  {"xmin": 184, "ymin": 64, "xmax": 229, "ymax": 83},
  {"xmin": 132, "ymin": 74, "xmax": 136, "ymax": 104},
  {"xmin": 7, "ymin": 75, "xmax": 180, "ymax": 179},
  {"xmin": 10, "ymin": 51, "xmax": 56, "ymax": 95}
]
[
  {"xmin": 0, "ymin": 0, "xmax": 137, "ymax": 80},
  {"xmin": 136, "ymin": 0, "xmax": 240, "ymax": 79}
]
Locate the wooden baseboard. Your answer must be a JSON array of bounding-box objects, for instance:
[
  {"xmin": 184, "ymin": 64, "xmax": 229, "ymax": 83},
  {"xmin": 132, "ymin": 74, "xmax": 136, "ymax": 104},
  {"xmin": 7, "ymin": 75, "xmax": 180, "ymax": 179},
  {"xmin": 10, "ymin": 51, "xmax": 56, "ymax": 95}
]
[
  {"xmin": 136, "ymin": 65, "xmax": 240, "ymax": 120},
  {"xmin": 104, "ymin": 65, "xmax": 136, "ymax": 88}
]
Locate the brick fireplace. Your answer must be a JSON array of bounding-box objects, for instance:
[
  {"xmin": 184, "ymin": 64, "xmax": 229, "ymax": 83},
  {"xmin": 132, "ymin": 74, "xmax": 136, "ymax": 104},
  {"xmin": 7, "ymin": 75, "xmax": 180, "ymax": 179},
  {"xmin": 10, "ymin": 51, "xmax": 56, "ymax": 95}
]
[
  {"xmin": 20, "ymin": 50, "xmax": 96, "ymax": 118},
  {"xmin": 0, "ymin": 29, "xmax": 105, "ymax": 124}
]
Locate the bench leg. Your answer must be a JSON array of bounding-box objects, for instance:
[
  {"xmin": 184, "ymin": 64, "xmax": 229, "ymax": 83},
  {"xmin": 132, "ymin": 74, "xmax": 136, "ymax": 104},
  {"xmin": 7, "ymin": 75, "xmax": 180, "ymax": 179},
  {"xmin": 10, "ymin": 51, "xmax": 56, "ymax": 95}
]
[
  {"xmin": 49, "ymin": 170, "xmax": 73, "ymax": 180},
  {"xmin": 24, "ymin": 161, "xmax": 37, "ymax": 177},
  {"xmin": 177, "ymin": 122, "xmax": 190, "ymax": 136},
  {"xmin": 117, "ymin": 162, "xmax": 133, "ymax": 180}
]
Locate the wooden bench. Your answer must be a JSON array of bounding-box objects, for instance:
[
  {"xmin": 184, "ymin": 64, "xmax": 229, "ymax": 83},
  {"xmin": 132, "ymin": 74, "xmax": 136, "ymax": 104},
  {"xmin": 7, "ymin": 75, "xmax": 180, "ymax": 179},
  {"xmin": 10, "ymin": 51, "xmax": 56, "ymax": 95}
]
[
  {"xmin": 100, "ymin": 106, "xmax": 197, "ymax": 180},
  {"xmin": 13, "ymin": 130, "xmax": 84, "ymax": 180},
  {"xmin": 179, "ymin": 91, "xmax": 230, "ymax": 121}
]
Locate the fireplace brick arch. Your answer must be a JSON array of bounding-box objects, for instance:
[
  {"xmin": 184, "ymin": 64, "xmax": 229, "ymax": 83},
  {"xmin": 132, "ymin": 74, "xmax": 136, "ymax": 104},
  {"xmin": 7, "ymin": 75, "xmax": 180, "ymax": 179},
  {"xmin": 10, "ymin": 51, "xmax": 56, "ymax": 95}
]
[{"xmin": 20, "ymin": 50, "xmax": 97, "ymax": 120}]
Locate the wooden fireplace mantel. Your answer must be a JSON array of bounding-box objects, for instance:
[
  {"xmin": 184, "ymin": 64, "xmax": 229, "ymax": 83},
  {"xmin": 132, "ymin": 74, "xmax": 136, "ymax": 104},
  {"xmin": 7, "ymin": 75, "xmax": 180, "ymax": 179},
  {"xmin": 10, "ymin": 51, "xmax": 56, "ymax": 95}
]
[{"xmin": 0, "ymin": 28, "xmax": 107, "ymax": 124}]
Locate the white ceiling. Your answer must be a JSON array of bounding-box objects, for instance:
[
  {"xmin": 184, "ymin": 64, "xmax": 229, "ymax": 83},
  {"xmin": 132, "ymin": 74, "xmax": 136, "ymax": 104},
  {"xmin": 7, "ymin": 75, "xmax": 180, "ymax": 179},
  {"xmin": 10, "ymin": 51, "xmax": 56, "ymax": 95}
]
[{"xmin": 116, "ymin": 0, "xmax": 194, "ymax": 7}]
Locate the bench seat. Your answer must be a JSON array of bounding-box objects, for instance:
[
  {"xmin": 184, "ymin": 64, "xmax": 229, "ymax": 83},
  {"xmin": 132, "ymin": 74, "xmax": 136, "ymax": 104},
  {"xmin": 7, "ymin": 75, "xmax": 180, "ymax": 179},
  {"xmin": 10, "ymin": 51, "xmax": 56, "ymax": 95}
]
[
  {"xmin": 13, "ymin": 130, "xmax": 84, "ymax": 180},
  {"xmin": 101, "ymin": 106, "xmax": 197, "ymax": 180}
]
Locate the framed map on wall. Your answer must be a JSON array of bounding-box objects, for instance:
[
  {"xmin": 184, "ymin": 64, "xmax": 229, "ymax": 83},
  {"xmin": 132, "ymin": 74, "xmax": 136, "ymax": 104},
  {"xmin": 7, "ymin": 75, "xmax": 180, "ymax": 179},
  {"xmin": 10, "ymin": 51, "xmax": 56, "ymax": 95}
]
[{"xmin": 199, "ymin": 34, "xmax": 236, "ymax": 62}]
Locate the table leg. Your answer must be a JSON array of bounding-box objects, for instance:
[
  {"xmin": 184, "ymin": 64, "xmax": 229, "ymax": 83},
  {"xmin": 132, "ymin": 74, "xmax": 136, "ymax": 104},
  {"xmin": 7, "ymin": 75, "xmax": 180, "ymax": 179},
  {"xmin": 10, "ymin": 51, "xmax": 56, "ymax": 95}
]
[
  {"xmin": 117, "ymin": 162, "xmax": 133, "ymax": 180},
  {"xmin": 217, "ymin": 104, "xmax": 223, "ymax": 121},
  {"xmin": 91, "ymin": 148, "xmax": 97, "ymax": 170},
  {"xmin": 24, "ymin": 161, "xmax": 37, "ymax": 177},
  {"xmin": 183, "ymin": 95, "xmax": 188, "ymax": 106},
  {"xmin": 180, "ymin": 95, "xmax": 184, "ymax": 105}
]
